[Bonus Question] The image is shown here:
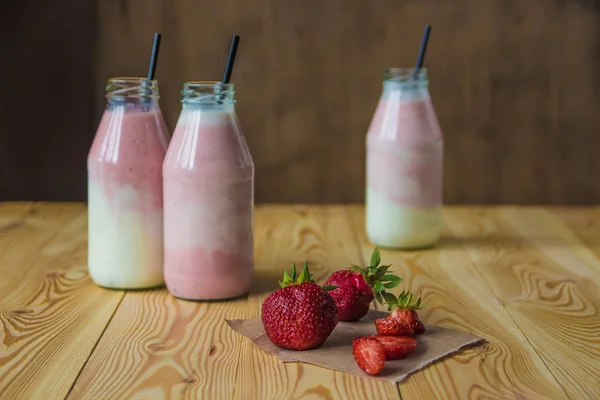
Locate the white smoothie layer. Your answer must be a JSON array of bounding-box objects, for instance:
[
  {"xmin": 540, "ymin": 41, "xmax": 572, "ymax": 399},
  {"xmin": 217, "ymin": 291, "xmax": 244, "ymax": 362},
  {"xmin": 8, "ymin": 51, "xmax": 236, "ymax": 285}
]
[
  {"xmin": 87, "ymin": 183, "xmax": 164, "ymax": 289},
  {"xmin": 366, "ymin": 188, "xmax": 442, "ymax": 249}
]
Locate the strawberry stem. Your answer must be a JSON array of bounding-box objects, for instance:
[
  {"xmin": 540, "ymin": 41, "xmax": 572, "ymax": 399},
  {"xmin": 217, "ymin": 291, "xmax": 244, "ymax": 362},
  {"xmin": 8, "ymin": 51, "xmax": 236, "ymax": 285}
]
[{"xmin": 279, "ymin": 261, "xmax": 316, "ymax": 287}]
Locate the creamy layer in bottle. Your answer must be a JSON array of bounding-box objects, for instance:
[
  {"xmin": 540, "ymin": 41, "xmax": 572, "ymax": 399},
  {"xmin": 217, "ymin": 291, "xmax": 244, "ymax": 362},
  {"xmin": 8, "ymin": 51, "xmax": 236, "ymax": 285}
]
[
  {"xmin": 366, "ymin": 68, "xmax": 443, "ymax": 249},
  {"xmin": 88, "ymin": 78, "xmax": 169, "ymax": 289},
  {"xmin": 163, "ymin": 82, "xmax": 254, "ymax": 300}
]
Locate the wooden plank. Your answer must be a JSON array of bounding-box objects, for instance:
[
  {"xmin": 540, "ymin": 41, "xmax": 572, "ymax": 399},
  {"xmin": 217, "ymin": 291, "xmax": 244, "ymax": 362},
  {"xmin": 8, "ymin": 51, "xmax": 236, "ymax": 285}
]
[
  {"xmin": 444, "ymin": 207, "xmax": 600, "ymax": 399},
  {"xmin": 0, "ymin": 203, "xmax": 81, "ymax": 284},
  {"xmin": 68, "ymin": 290, "xmax": 247, "ymax": 399},
  {"xmin": 232, "ymin": 205, "xmax": 400, "ymax": 400},
  {"xmin": 346, "ymin": 206, "xmax": 570, "ymax": 399},
  {"xmin": 0, "ymin": 203, "xmax": 124, "ymax": 400},
  {"xmin": 549, "ymin": 207, "xmax": 600, "ymax": 270}
]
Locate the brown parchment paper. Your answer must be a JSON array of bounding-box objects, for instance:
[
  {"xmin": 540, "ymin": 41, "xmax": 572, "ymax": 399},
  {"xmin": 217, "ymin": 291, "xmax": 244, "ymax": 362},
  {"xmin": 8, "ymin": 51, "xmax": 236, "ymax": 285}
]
[{"xmin": 226, "ymin": 310, "xmax": 485, "ymax": 382}]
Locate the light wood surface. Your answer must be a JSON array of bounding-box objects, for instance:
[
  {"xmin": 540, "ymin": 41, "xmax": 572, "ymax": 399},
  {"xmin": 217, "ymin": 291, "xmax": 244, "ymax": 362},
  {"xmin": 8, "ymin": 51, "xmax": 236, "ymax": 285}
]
[{"xmin": 1, "ymin": 203, "xmax": 599, "ymax": 400}]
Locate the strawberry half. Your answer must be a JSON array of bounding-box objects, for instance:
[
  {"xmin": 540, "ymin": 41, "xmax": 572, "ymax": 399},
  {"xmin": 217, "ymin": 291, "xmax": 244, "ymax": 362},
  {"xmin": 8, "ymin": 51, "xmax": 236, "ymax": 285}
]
[
  {"xmin": 352, "ymin": 336, "xmax": 386, "ymax": 375},
  {"xmin": 375, "ymin": 290, "xmax": 427, "ymax": 336},
  {"xmin": 325, "ymin": 247, "xmax": 402, "ymax": 321},
  {"xmin": 371, "ymin": 335, "xmax": 417, "ymax": 360}
]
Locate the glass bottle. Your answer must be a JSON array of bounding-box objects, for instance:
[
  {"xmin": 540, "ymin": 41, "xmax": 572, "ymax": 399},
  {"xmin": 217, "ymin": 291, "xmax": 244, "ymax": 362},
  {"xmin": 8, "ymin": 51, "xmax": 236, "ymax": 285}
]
[
  {"xmin": 366, "ymin": 68, "xmax": 443, "ymax": 249},
  {"xmin": 163, "ymin": 81, "xmax": 254, "ymax": 300},
  {"xmin": 87, "ymin": 77, "xmax": 170, "ymax": 289}
]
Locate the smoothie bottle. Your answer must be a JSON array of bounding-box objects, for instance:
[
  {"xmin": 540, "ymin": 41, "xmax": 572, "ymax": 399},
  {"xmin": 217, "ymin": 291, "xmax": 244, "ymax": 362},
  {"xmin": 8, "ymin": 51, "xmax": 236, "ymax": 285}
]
[
  {"xmin": 163, "ymin": 81, "xmax": 254, "ymax": 300},
  {"xmin": 365, "ymin": 68, "xmax": 443, "ymax": 249},
  {"xmin": 87, "ymin": 78, "xmax": 170, "ymax": 288}
]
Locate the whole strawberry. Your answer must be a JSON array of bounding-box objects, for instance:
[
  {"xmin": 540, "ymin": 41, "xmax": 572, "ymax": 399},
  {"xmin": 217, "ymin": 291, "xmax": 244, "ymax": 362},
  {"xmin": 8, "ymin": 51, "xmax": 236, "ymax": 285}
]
[
  {"xmin": 325, "ymin": 247, "xmax": 402, "ymax": 321},
  {"xmin": 261, "ymin": 262, "xmax": 338, "ymax": 350},
  {"xmin": 375, "ymin": 290, "xmax": 426, "ymax": 336}
]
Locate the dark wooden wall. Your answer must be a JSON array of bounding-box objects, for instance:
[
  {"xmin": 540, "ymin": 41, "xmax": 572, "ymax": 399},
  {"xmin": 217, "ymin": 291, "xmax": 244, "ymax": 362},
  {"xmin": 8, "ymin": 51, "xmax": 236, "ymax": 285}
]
[{"xmin": 1, "ymin": 0, "xmax": 600, "ymax": 204}]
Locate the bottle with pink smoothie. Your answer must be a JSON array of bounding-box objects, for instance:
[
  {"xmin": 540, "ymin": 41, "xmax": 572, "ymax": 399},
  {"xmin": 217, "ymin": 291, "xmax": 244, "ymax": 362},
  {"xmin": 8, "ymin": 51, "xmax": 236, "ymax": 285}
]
[
  {"xmin": 163, "ymin": 81, "xmax": 254, "ymax": 300},
  {"xmin": 87, "ymin": 78, "xmax": 170, "ymax": 288},
  {"xmin": 366, "ymin": 68, "xmax": 443, "ymax": 249}
]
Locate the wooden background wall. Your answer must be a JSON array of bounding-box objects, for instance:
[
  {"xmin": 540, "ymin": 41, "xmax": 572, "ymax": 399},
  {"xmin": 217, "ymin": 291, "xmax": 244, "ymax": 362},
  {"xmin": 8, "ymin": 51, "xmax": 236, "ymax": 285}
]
[{"xmin": 1, "ymin": 0, "xmax": 599, "ymax": 204}]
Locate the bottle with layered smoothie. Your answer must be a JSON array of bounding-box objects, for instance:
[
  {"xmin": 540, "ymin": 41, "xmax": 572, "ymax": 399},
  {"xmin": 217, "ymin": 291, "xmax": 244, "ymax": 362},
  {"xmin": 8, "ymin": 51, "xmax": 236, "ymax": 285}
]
[
  {"xmin": 163, "ymin": 81, "xmax": 255, "ymax": 300},
  {"xmin": 87, "ymin": 77, "xmax": 170, "ymax": 288},
  {"xmin": 365, "ymin": 67, "xmax": 443, "ymax": 249}
]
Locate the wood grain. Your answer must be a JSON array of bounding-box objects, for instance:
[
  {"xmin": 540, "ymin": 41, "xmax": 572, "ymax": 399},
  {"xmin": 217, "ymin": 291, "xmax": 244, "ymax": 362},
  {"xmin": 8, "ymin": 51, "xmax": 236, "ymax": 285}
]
[
  {"xmin": 444, "ymin": 207, "xmax": 600, "ymax": 399},
  {"xmin": 2, "ymin": 203, "xmax": 599, "ymax": 399},
  {"xmin": 0, "ymin": 203, "xmax": 124, "ymax": 400},
  {"xmin": 346, "ymin": 206, "xmax": 570, "ymax": 400},
  {"xmin": 68, "ymin": 290, "xmax": 247, "ymax": 399},
  {"xmin": 233, "ymin": 205, "xmax": 400, "ymax": 400}
]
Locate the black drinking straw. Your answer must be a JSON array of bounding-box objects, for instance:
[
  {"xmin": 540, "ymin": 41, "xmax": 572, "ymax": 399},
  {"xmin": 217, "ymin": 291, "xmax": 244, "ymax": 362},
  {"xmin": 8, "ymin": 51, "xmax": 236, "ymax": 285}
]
[
  {"xmin": 415, "ymin": 25, "xmax": 431, "ymax": 73},
  {"xmin": 222, "ymin": 34, "xmax": 240, "ymax": 84},
  {"xmin": 147, "ymin": 33, "xmax": 162, "ymax": 81}
]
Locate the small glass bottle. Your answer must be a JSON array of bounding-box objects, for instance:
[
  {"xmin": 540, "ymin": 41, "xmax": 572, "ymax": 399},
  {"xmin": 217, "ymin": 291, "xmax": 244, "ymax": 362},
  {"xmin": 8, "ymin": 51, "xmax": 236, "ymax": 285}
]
[
  {"xmin": 163, "ymin": 81, "xmax": 254, "ymax": 300},
  {"xmin": 365, "ymin": 68, "xmax": 443, "ymax": 249},
  {"xmin": 87, "ymin": 77, "xmax": 170, "ymax": 288}
]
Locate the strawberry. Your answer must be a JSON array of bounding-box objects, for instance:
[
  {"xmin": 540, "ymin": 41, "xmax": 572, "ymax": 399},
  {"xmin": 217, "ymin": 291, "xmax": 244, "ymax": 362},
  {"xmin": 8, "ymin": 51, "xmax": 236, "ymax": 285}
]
[
  {"xmin": 375, "ymin": 290, "xmax": 427, "ymax": 336},
  {"xmin": 261, "ymin": 262, "xmax": 338, "ymax": 350},
  {"xmin": 352, "ymin": 336, "xmax": 386, "ymax": 375},
  {"xmin": 325, "ymin": 247, "xmax": 402, "ymax": 321},
  {"xmin": 371, "ymin": 335, "xmax": 417, "ymax": 360}
]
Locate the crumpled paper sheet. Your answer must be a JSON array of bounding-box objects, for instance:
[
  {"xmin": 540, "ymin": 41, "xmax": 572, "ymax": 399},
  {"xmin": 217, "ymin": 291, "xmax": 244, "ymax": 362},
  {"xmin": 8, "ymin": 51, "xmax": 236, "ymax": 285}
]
[{"xmin": 226, "ymin": 310, "xmax": 485, "ymax": 382}]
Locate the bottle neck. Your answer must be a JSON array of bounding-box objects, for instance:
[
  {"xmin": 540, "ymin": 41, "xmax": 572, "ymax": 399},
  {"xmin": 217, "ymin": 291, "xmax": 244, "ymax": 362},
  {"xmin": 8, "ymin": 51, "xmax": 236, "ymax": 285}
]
[
  {"xmin": 381, "ymin": 68, "xmax": 430, "ymax": 102},
  {"xmin": 180, "ymin": 81, "xmax": 236, "ymax": 111},
  {"xmin": 105, "ymin": 77, "xmax": 160, "ymax": 110}
]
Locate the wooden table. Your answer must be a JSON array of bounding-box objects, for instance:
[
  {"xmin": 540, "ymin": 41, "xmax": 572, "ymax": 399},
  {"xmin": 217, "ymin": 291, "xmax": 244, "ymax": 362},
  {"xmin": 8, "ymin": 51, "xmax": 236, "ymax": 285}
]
[{"xmin": 0, "ymin": 203, "xmax": 598, "ymax": 400}]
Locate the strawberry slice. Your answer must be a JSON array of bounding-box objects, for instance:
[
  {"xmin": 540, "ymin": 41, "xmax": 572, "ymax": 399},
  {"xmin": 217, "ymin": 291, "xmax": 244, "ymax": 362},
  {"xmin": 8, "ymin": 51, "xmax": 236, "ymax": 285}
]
[
  {"xmin": 352, "ymin": 336, "xmax": 386, "ymax": 375},
  {"xmin": 371, "ymin": 335, "xmax": 417, "ymax": 360}
]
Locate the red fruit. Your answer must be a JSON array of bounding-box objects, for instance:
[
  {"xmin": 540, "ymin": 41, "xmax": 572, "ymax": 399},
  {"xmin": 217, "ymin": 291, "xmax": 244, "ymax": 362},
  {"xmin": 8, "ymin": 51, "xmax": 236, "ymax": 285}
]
[
  {"xmin": 324, "ymin": 270, "xmax": 373, "ymax": 321},
  {"xmin": 391, "ymin": 309, "xmax": 425, "ymax": 335},
  {"xmin": 352, "ymin": 336, "xmax": 386, "ymax": 375},
  {"xmin": 371, "ymin": 335, "xmax": 417, "ymax": 360},
  {"xmin": 374, "ymin": 315, "xmax": 415, "ymax": 336},
  {"xmin": 261, "ymin": 262, "xmax": 338, "ymax": 350},
  {"xmin": 325, "ymin": 247, "xmax": 402, "ymax": 321},
  {"xmin": 376, "ymin": 290, "xmax": 426, "ymax": 336}
]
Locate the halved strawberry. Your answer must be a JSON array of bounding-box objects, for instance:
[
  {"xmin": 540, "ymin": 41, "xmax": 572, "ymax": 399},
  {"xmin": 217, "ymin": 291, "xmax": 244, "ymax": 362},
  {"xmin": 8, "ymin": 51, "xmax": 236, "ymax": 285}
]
[
  {"xmin": 371, "ymin": 335, "xmax": 417, "ymax": 360},
  {"xmin": 352, "ymin": 336, "xmax": 386, "ymax": 375}
]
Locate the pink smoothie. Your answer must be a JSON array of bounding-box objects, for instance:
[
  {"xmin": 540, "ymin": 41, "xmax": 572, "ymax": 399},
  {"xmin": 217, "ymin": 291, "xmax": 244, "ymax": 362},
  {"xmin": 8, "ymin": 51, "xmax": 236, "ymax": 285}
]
[
  {"xmin": 163, "ymin": 106, "xmax": 254, "ymax": 300},
  {"xmin": 89, "ymin": 108, "xmax": 169, "ymax": 209},
  {"xmin": 88, "ymin": 106, "xmax": 170, "ymax": 289},
  {"xmin": 366, "ymin": 96, "xmax": 443, "ymax": 208},
  {"xmin": 365, "ymin": 72, "xmax": 444, "ymax": 249}
]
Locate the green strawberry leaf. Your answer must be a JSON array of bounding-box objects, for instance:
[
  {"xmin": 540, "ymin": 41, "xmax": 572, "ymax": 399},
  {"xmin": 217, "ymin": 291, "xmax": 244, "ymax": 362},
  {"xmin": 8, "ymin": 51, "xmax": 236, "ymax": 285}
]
[
  {"xmin": 291, "ymin": 263, "xmax": 297, "ymax": 280},
  {"xmin": 383, "ymin": 280, "xmax": 401, "ymax": 289},
  {"xmin": 374, "ymin": 291, "xmax": 384, "ymax": 305},
  {"xmin": 382, "ymin": 291, "xmax": 397, "ymax": 306},
  {"xmin": 297, "ymin": 262, "xmax": 310, "ymax": 283},
  {"xmin": 370, "ymin": 246, "xmax": 381, "ymax": 267},
  {"xmin": 367, "ymin": 266, "xmax": 378, "ymax": 277},
  {"xmin": 382, "ymin": 274, "xmax": 402, "ymax": 283},
  {"xmin": 322, "ymin": 285, "xmax": 338, "ymax": 291},
  {"xmin": 279, "ymin": 269, "xmax": 295, "ymax": 287},
  {"xmin": 373, "ymin": 281, "xmax": 385, "ymax": 293},
  {"xmin": 374, "ymin": 265, "xmax": 391, "ymax": 280}
]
